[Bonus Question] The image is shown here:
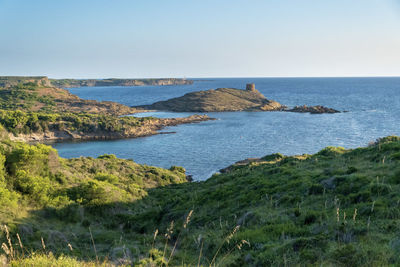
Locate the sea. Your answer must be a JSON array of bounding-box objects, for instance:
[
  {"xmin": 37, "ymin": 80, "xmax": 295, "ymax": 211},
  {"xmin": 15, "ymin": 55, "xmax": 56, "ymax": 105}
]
[{"xmin": 52, "ymin": 77, "xmax": 400, "ymax": 181}]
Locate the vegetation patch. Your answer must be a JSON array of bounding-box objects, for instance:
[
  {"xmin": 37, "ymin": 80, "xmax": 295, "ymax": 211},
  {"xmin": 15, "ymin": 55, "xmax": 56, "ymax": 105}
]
[{"xmin": 1, "ymin": 134, "xmax": 400, "ymax": 266}]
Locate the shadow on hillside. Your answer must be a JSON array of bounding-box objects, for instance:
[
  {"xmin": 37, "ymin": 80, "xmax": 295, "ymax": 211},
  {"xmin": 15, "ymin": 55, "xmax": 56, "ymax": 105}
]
[{"xmin": 7, "ymin": 180, "xmax": 222, "ymax": 263}]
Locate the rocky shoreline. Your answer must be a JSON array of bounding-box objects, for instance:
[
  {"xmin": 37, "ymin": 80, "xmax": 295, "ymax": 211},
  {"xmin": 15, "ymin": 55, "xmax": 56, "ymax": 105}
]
[
  {"xmin": 285, "ymin": 105, "xmax": 340, "ymax": 114},
  {"xmin": 9, "ymin": 115, "xmax": 214, "ymax": 143},
  {"xmin": 136, "ymin": 83, "xmax": 341, "ymax": 114}
]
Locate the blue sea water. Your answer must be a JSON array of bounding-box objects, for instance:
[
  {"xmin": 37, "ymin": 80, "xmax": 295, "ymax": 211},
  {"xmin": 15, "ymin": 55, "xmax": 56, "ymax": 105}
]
[{"xmin": 52, "ymin": 77, "xmax": 400, "ymax": 180}]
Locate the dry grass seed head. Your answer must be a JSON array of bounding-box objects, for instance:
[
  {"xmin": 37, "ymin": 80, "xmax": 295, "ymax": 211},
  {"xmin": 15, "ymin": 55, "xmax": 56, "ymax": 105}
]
[
  {"xmin": 353, "ymin": 208, "xmax": 358, "ymax": 222},
  {"xmin": 153, "ymin": 229, "xmax": 159, "ymax": 241},
  {"xmin": 1, "ymin": 243, "xmax": 10, "ymax": 255},
  {"xmin": 16, "ymin": 234, "xmax": 23, "ymax": 249},
  {"xmin": 3, "ymin": 226, "xmax": 13, "ymax": 257},
  {"xmin": 236, "ymin": 240, "xmax": 250, "ymax": 250},
  {"xmin": 184, "ymin": 210, "xmax": 194, "ymax": 229},
  {"xmin": 41, "ymin": 237, "xmax": 46, "ymax": 250},
  {"xmin": 227, "ymin": 225, "xmax": 240, "ymax": 243},
  {"xmin": 165, "ymin": 221, "xmax": 174, "ymax": 239}
]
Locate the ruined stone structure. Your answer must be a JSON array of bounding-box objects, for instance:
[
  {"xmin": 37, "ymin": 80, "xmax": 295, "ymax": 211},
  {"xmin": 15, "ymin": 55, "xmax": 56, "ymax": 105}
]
[{"xmin": 246, "ymin": 83, "xmax": 256, "ymax": 91}]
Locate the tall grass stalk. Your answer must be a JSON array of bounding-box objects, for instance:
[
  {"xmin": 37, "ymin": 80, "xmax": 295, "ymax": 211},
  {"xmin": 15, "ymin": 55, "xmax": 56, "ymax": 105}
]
[
  {"xmin": 197, "ymin": 240, "xmax": 204, "ymax": 267},
  {"xmin": 167, "ymin": 210, "xmax": 193, "ymax": 266},
  {"xmin": 210, "ymin": 225, "xmax": 240, "ymax": 266},
  {"xmin": 89, "ymin": 227, "xmax": 99, "ymax": 263}
]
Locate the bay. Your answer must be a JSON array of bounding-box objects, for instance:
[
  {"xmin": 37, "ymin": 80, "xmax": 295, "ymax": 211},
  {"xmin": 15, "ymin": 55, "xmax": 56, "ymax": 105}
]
[{"xmin": 52, "ymin": 77, "xmax": 400, "ymax": 180}]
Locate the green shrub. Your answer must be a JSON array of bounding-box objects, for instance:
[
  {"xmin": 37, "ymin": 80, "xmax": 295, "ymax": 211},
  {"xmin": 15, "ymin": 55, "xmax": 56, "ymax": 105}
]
[
  {"xmin": 330, "ymin": 244, "xmax": 366, "ymax": 266},
  {"xmin": 14, "ymin": 170, "xmax": 50, "ymax": 205},
  {"xmin": 261, "ymin": 153, "xmax": 284, "ymax": 162},
  {"xmin": 169, "ymin": 165, "xmax": 185, "ymax": 173},
  {"xmin": 97, "ymin": 154, "xmax": 117, "ymax": 160},
  {"xmin": 391, "ymin": 152, "xmax": 400, "ymax": 160},
  {"xmin": 94, "ymin": 172, "xmax": 119, "ymax": 184},
  {"xmin": 309, "ymin": 183, "xmax": 324, "ymax": 195},
  {"xmin": 0, "ymin": 186, "xmax": 19, "ymax": 209},
  {"xmin": 67, "ymin": 180, "xmax": 129, "ymax": 207},
  {"xmin": 317, "ymin": 146, "xmax": 347, "ymax": 157},
  {"xmin": 6, "ymin": 143, "xmax": 55, "ymax": 176}
]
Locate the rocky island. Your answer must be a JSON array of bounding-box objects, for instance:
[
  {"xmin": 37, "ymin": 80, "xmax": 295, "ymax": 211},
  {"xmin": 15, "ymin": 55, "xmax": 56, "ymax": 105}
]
[{"xmin": 137, "ymin": 83, "xmax": 340, "ymax": 114}]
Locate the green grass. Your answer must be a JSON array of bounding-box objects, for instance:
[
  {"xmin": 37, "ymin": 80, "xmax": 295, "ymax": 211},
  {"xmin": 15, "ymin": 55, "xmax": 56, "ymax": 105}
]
[{"xmin": 1, "ymin": 135, "xmax": 400, "ymax": 266}]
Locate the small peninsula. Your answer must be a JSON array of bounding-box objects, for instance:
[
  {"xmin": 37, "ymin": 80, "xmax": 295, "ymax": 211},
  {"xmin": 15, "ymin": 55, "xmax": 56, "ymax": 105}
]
[
  {"xmin": 0, "ymin": 76, "xmax": 212, "ymax": 142},
  {"xmin": 137, "ymin": 83, "xmax": 340, "ymax": 114}
]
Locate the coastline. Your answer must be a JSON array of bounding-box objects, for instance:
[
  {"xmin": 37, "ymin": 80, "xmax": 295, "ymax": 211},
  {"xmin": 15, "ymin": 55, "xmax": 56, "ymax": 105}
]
[{"xmin": 8, "ymin": 114, "xmax": 214, "ymax": 143}]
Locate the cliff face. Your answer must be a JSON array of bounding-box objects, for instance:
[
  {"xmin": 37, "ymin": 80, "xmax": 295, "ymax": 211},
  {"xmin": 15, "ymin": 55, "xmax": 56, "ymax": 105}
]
[
  {"xmin": 137, "ymin": 86, "xmax": 284, "ymax": 112},
  {"xmin": 50, "ymin": 78, "xmax": 194, "ymax": 88}
]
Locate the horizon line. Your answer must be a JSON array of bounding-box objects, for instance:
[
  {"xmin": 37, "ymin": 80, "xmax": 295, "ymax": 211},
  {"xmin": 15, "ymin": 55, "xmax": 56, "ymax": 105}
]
[{"xmin": 2, "ymin": 75, "xmax": 400, "ymax": 80}]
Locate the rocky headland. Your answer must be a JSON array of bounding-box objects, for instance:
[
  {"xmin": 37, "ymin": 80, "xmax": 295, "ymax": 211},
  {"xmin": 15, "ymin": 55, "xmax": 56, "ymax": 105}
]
[
  {"xmin": 136, "ymin": 83, "xmax": 340, "ymax": 114},
  {"xmin": 0, "ymin": 76, "xmax": 213, "ymax": 142}
]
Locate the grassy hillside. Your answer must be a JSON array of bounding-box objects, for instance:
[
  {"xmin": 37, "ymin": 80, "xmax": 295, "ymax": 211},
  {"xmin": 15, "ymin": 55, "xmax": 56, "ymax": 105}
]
[
  {"xmin": 0, "ymin": 130, "xmax": 188, "ymax": 266},
  {"xmin": 0, "ymin": 79, "xmax": 136, "ymax": 115},
  {"xmin": 0, "ymin": 76, "xmax": 51, "ymax": 88},
  {"xmin": 1, "ymin": 135, "xmax": 400, "ymax": 266}
]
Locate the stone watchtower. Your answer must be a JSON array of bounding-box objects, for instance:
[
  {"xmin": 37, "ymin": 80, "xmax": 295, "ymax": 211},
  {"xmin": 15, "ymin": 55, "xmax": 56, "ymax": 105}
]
[{"xmin": 246, "ymin": 83, "xmax": 256, "ymax": 92}]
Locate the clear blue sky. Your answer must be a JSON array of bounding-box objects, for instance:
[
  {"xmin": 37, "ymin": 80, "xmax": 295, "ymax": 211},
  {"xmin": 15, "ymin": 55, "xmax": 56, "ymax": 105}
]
[{"xmin": 1, "ymin": 0, "xmax": 400, "ymax": 78}]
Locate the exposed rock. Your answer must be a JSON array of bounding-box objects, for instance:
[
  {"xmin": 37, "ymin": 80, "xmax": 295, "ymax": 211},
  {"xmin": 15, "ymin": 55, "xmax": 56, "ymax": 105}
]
[{"xmin": 286, "ymin": 105, "xmax": 340, "ymax": 114}]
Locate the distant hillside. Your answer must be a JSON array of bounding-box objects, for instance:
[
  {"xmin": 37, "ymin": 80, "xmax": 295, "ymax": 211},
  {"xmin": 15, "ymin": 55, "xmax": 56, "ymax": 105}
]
[
  {"xmin": 0, "ymin": 77, "xmax": 136, "ymax": 115},
  {"xmin": 0, "ymin": 76, "xmax": 51, "ymax": 87},
  {"xmin": 49, "ymin": 78, "xmax": 193, "ymax": 88},
  {"xmin": 0, "ymin": 76, "xmax": 193, "ymax": 88}
]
